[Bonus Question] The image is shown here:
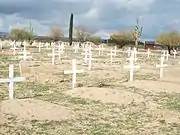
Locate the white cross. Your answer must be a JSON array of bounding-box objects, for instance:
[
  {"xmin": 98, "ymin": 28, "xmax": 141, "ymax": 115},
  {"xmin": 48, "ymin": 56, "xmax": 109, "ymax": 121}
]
[
  {"xmin": 96, "ymin": 44, "xmax": 104, "ymax": 55},
  {"xmin": 131, "ymin": 47, "xmax": 137, "ymax": 61},
  {"xmin": 37, "ymin": 43, "xmax": 43, "ymax": 52},
  {"xmin": 18, "ymin": 46, "xmax": 32, "ymax": 60},
  {"xmin": 113, "ymin": 46, "xmax": 117, "ymax": 56},
  {"xmin": 0, "ymin": 64, "xmax": 25, "ymax": 99},
  {"xmin": 64, "ymin": 59, "xmax": 84, "ymax": 89},
  {"xmin": 82, "ymin": 47, "xmax": 91, "ymax": 64},
  {"xmin": 107, "ymin": 49, "xmax": 116, "ymax": 65},
  {"xmin": 173, "ymin": 50, "xmax": 177, "ymax": 59},
  {"xmin": 124, "ymin": 54, "xmax": 140, "ymax": 81},
  {"xmin": 162, "ymin": 50, "xmax": 169, "ymax": 61},
  {"xmin": 127, "ymin": 52, "xmax": 138, "ymax": 63},
  {"xmin": 73, "ymin": 44, "xmax": 79, "ymax": 53},
  {"xmin": 48, "ymin": 48, "xmax": 59, "ymax": 65},
  {"xmin": 84, "ymin": 52, "xmax": 95, "ymax": 70},
  {"xmin": 147, "ymin": 48, "xmax": 151, "ymax": 59},
  {"xmin": 127, "ymin": 47, "xmax": 131, "ymax": 57},
  {"xmin": 59, "ymin": 43, "xmax": 65, "ymax": 53},
  {"xmin": 10, "ymin": 43, "xmax": 19, "ymax": 56},
  {"xmin": 156, "ymin": 56, "xmax": 168, "ymax": 78}
]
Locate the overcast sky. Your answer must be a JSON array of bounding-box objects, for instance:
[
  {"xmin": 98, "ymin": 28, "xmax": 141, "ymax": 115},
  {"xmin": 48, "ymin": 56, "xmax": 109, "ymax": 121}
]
[{"xmin": 0, "ymin": 0, "xmax": 179, "ymax": 40}]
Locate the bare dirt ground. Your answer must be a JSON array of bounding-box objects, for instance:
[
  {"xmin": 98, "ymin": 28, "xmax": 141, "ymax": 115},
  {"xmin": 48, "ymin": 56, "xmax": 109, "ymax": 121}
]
[{"xmin": 1, "ymin": 46, "xmax": 180, "ymax": 135}]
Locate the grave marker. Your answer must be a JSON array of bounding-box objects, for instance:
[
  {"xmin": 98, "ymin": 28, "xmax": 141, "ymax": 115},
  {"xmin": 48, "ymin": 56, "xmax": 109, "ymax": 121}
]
[
  {"xmin": 73, "ymin": 44, "xmax": 79, "ymax": 53},
  {"xmin": 124, "ymin": 53, "xmax": 140, "ymax": 81},
  {"xmin": 147, "ymin": 48, "xmax": 151, "ymax": 59},
  {"xmin": 18, "ymin": 46, "xmax": 32, "ymax": 60},
  {"xmin": 162, "ymin": 50, "xmax": 169, "ymax": 61},
  {"xmin": 96, "ymin": 44, "xmax": 104, "ymax": 55},
  {"xmin": 107, "ymin": 49, "xmax": 116, "ymax": 65},
  {"xmin": 0, "ymin": 64, "xmax": 25, "ymax": 99},
  {"xmin": 156, "ymin": 56, "xmax": 168, "ymax": 78},
  {"xmin": 10, "ymin": 43, "xmax": 19, "ymax": 56},
  {"xmin": 113, "ymin": 46, "xmax": 117, "ymax": 56},
  {"xmin": 64, "ymin": 59, "xmax": 84, "ymax": 89},
  {"xmin": 48, "ymin": 48, "xmax": 59, "ymax": 65},
  {"xmin": 173, "ymin": 50, "xmax": 177, "ymax": 59}
]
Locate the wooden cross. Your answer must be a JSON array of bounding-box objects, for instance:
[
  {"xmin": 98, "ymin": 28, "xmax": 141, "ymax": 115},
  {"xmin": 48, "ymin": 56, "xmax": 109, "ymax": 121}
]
[
  {"xmin": 131, "ymin": 47, "xmax": 137, "ymax": 61},
  {"xmin": 156, "ymin": 56, "xmax": 168, "ymax": 78},
  {"xmin": 48, "ymin": 48, "xmax": 59, "ymax": 65},
  {"xmin": 0, "ymin": 64, "xmax": 25, "ymax": 99},
  {"xmin": 96, "ymin": 44, "xmax": 104, "ymax": 55},
  {"xmin": 73, "ymin": 44, "xmax": 79, "ymax": 53},
  {"xmin": 82, "ymin": 47, "xmax": 91, "ymax": 64},
  {"xmin": 107, "ymin": 49, "xmax": 116, "ymax": 65},
  {"xmin": 124, "ymin": 53, "xmax": 140, "ymax": 81},
  {"xmin": 127, "ymin": 47, "xmax": 131, "ymax": 57},
  {"xmin": 147, "ymin": 48, "xmax": 151, "ymax": 59},
  {"xmin": 84, "ymin": 52, "xmax": 95, "ymax": 70},
  {"xmin": 173, "ymin": 50, "xmax": 177, "ymax": 59},
  {"xmin": 10, "ymin": 43, "xmax": 19, "ymax": 56},
  {"xmin": 37, "ymin": 43, "xmax": 44, "ymax": 52},
  {"xmin": 59, "ymin": 43, "xmax": 65, "ymax": 53},
  {"xmin": 113, "ymin": 46, "xmax": 117, "ymax": 56},
  {"xmin": 18, "ymin": 46, "xmax": 32, "ymax": 60},
  {"xmin": 162, "ymin": 50, "xmax": 169, "ymax": 61},
  {"xmin": 64, "ymin": 59, "xmax": 83, "ymax": 89}
]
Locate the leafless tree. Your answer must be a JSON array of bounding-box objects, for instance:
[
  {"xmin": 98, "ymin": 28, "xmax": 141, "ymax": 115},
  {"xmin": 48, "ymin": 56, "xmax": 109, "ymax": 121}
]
[{"xmin": 49, "ymin": 24, "xmax": 64, "ymax": 41}]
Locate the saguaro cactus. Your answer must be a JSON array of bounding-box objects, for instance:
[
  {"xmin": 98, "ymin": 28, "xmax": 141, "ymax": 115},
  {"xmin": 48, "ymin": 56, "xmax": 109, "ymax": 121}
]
[
  {"xmin": 133, "ymin": 17, "xmax": 143, "ymax": 50},
  {"xmin": 69, "ymin": 13, "xmax": 73, "ymax": 46},
  {"xmin": 29, "ymin": 21, "xmax": 34, "ymax": 33}
]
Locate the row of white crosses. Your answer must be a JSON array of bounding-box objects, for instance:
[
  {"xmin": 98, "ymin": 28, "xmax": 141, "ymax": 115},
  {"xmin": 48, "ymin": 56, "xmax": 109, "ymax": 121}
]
[
  {"xmin": 124, "ymin": 51, "xmax": 140, "ymax": 81},
  {"xmin": 107, "ymin": 49, "xmax": 116, "ymax": 65},
  {"xmin": 48, "ymin": 43, "xmax": 65, "ymax": 65},
  {"xmin": 123, "ymin": 47, "xmax": 168, "ymax": 81},
  {"xmin": 0, "ymin": 64, "xmax": 25, "ymax": 99},
  {"xmin": 37, "ymin": 42, "xmax": 44, "ymax": 52},
  {"xmin": 82, "ymin": 46, "xmax": 94, "ymax": 70},
  {"xmin": 156, "ymin": 56, "xmax": 168, "ymax": 78},
  {"xmin": 73, "ymin": 43, "xmax": 80, "ymax": 53},
  {"xmin": 10, "ymin": 42, "xmax": 19, "ymax": 56},
  {"xmin": 18, "ymin": 45, "xmax": 32, "ymax": 60},
  {"xmin": 162, "ymin": 50, "xmax": 169, "ymax": 61},
  {"xmin": 96, "ymin": 44, "xmax": 105, "ymax": 55}
]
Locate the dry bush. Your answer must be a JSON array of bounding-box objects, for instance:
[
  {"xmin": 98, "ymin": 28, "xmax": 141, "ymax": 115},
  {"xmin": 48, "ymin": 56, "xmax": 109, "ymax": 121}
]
[
  {"xmin": 49, "ymin": 24, "xmax": 64, "ymax": 41},
  {"xmin": 111, "ymin": 30, "xmax": 135, "ymax": 48}
]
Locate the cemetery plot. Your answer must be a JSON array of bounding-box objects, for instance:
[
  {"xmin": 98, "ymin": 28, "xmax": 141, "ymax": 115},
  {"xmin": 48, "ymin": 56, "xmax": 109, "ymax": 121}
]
[
  {"xmin": 1, "ymin": 41, "xmax": 180, "ymax": 134},
  {"xmin": 1, "ymin": 99, "xmax": 73, "ymax": 121},
  {"xmin": 65, "ymin": 87, "xmax": 145, "ymax": 105}
]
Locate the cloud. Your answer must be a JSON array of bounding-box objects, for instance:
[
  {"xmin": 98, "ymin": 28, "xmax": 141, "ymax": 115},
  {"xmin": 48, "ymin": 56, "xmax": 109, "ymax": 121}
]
[{"xmin": 0, "ymin": 0, "xmax": 179, "ymax": 40}]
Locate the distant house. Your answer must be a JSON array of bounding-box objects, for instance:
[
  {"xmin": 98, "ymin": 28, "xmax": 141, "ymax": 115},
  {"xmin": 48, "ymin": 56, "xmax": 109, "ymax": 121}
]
[{"xmin": 145, "ymin": 41, "xmax": 167, "ymax": 50}]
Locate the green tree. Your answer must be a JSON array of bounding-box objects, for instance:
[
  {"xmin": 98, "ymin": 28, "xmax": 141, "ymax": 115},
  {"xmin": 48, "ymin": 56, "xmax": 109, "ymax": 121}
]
[
  {"xmin": 156, "ymin": 31, "xmax": 180, "ymax": 54},
  {"xmin": 89, "ymin": 36, "xmax": 101, "ymax": 45},
  {"xmin": 110, "ymin": 30, "xmax": 134, "ymax": 48},
  {"xmin": 69, "ymin": 13, "xmax": 73, "ymax": 46},
  {"xmin": 10, "ymin": 28, "xmax": 34, "ymax": 42},
  {"xmin": 49, "ymin": 24, "xmax": 64, "ymax": 41}
]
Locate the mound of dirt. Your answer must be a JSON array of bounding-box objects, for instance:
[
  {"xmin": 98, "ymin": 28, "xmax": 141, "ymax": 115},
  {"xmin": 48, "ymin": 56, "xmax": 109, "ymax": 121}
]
[
  {"xmin": 1, "ymin": 99, "xmax": 73, "ymax": 121},
  {"xmin": 65, "ymin": 87, "xmax": 144, "ymax": 105},
  {"xmin": 122, "ymin": 80, "xmax": 180, "ymax": 93}
]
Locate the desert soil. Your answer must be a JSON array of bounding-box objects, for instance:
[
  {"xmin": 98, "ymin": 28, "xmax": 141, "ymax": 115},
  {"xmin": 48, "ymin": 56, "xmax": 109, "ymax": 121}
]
[{"xmin": 1, "ymin": 46, "xmax": 180, "ymax": 135}]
